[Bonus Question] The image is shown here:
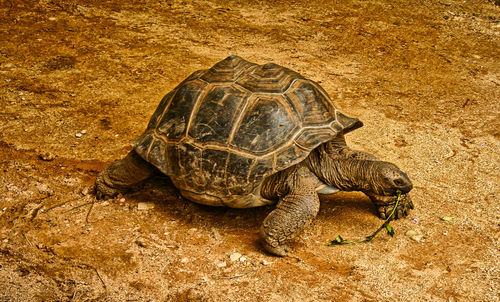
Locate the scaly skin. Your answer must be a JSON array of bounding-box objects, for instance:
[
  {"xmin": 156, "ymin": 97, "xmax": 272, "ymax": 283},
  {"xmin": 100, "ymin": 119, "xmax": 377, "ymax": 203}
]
[
  {"xmin": 259, "ymin": 136, "xmax": 413, "ymax": 256},
  {"xmin": 95, "ymin": 150, "xmax": 156, "ymax": 199},
  {"xmin": 95, "ymin": 138, "xmax": 413, "ymax": 257},
  {"xmin": 259, "ymin": 168, "xmax": 320, "ymax": 256},
  {"xmin": 325, "ymin": 134, "xmax": 414, "ymax": 219}
]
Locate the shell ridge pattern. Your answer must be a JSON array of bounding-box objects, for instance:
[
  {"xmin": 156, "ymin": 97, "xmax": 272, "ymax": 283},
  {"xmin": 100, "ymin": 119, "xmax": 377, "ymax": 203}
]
[
  {"xmin": 228, "ymin": 91, "xmax": 301, "ymax": 156},
  {"xmin": 308, "ymin": 80, "xmax": 338, "ymax": 113},
  {"xmin": 189, "ymin": 82, "xmax": 252, "ymax": 145},
  {"xmin": 232, "ymin": 82, "xmax": 253, "ymax": 94},
  {"xmin": 175, "ymin": 144, "xmax": 187, "ymax": 187},
  {"xmin": 233, "ymin": 64, "xmax": 257, "ymax": 82},
  {"xmin": 153, "ymin": 129, "xmax": 187, "ymax": 145},
  {"xmin": 184, "ymin": 75, "xmax": 214, "ymax": 141},
  {"xmin": 145, "ymin": 137, "xmax": 156, "ymax": 163},
  {"xmin": 281, "ymin": 77, "xmax": 302, "ymax": 95},
  {"xmin": 226, "ymin": 89, "xmax": 254, "ymax": 145},
  {"xmin": 132, "ymin": 56, "xmax": 364, "ymax": 207},
  {"xmin": 272, "ymin": 153, "xmax": 278, "ymax": 172},
  {"xmin": 245, "ymin": 158, "xmax": 258, "ymax": 185},
  {"xmin": 155, "ymin": 78, "xmax": 209, "ymax": 142},
  {"xmin": 183, "ymin": 139, "xmax": 314, "ymax": 160},
  {"xmin": 152, "ymin": 88, "xmax": 178, "ymax": 130},
  {"xmin": 222, "ymin": 147, "xmax": 231, "ymax": 198}
]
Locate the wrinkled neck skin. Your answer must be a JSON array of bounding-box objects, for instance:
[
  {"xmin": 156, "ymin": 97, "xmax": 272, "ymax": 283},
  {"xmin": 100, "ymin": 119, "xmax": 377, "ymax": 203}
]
[
  {"xmin": 305, "ymin": 144, "xmax": 382, "ymax": 194},
  {"xmin": 261, "ymin": 142, "xmax": 387, "ymax": 201}
]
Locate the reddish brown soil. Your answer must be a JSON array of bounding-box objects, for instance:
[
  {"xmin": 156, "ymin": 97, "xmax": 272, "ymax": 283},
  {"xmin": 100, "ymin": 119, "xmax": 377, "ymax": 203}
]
[{"xmin": 0, "ymin": 1, "xmax": 499, "ymax": 301}]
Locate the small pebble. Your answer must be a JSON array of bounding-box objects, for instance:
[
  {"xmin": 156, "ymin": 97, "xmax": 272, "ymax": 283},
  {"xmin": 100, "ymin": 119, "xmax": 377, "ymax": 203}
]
[
  {"xmin": 48, "ymin": 17, "xmax": 56, "ymax": 21},
  {"xmin": 137, "ymin": 202, "xmax": 155, "ymax": 210},
  {"xmin": 443, "ymin": 232, "xmax": 447, "ymax": 236},
  {"xmin": 81, "ymin": 130, "xmax": 87, "ymax": 134},
  {"xmin": 180, "ymin": 257, "xmax": 189, "ymax": 263},
  {"xmin": 239, "ymin": 256, "xmax": 247, "ymax": 262},
  {"xmin": 2, "ymin": 208, "xmax": 6, "ymax": 211},
  {"xmin": 102, "ymin": 201, "xmax": 110, "ymax": 206},
  {"xmin": 119, "ymin": 198, "xmax": 126, "ymax": 202},
  {"xmin": 405, "ymin": 230, "xmax": 425, "ymax": 242},
  {"xmin": 411, "ymin": 218, "xmax": 419, "ymax": 223},
  {"xmin": 229, "ymin": 252, "xmax": 242, "ymax": 262},
  {"xmin": 39, "ymin": 152, "xmax": 55, "ymax": 161},
  {"xmin": 75, "ymin": 133, "xmax": 83, "ymax": 138},
  {"xmin": 216, "ymin": 261, "xmax": 227, "ymax": 268},
  {"xmin": 261, "ymin": 259, "xmax": 270, "ymax": 266},
  {"xmin": 81, "ymin": 187, "xmax": 90, "ymax": 196},
  {"xmin": 135, "ymin": 239, "xmax": 147, "ymax": 248}
]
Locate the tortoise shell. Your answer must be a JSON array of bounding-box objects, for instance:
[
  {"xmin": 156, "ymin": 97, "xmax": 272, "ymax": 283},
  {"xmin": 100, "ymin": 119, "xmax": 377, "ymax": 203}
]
[{"xmin": 132, "ymin": 55, "xmax": 362, "ymax": 208}]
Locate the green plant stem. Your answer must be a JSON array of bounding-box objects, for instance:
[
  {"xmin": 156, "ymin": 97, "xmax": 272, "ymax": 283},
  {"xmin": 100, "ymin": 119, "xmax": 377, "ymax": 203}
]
[{"xmin": 328, "ymin": 190, "xmax": 402, "ymax": 246}]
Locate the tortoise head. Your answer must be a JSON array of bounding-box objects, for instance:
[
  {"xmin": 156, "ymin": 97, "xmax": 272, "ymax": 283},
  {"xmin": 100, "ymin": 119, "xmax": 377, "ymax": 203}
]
[{"xmin": 370, "ymin": 161, "xmax": 413, "ymax": 196}]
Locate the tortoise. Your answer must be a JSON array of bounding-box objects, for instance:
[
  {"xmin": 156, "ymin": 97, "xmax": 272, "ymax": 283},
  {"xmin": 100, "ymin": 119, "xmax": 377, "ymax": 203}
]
[{"xmin": 95, "ymin": 55, "xmax": 414, "ymax": 256}]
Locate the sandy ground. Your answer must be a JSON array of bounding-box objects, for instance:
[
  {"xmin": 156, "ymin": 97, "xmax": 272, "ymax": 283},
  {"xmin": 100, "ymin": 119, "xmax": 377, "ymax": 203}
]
[{"xmin": 0, "ymin": 0, "xmax": 499, "ymax": 301}]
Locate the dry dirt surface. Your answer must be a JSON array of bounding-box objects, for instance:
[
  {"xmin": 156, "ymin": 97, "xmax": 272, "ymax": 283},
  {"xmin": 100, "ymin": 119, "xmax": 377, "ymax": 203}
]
[{"xmin": 1, "ymin": 0, "xmax": 499, "ymax": 301}]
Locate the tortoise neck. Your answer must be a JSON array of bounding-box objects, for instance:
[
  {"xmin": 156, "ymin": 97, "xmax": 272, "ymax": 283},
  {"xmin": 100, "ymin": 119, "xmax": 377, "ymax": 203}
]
[{"xmin": 305, "ymin": 145, "xmax": 376, "ymax": 193}]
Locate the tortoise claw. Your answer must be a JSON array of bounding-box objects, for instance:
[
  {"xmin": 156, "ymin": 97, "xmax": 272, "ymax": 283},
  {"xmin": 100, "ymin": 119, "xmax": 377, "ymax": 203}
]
[
  {"xmin": 372, "ymin": 193, "xmax": 414, "ymax": 220},
  {"xmin": 94, "ymin": 175, "xmax": 124, "ymax": 200},
  {"xmin": 260, "ymin": 239, "xmax": 290, "ymax": 257}
]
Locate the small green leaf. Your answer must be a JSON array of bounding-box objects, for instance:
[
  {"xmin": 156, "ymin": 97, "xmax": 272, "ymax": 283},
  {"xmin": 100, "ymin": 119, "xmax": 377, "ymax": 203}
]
[
  {"xmin": 327, "ymin": 190, "xmax": 403, "ymax": 247},
  {"xmin": 327, "ymin": 235, "xmax": 344, "ymax": 246},
  {"xmin": 385, "ymin": 223, "xmax": 395, "ymax": 237},
  {"xmin": 441, "ymin": 216, "xmax": 455, "ymax": 221}
]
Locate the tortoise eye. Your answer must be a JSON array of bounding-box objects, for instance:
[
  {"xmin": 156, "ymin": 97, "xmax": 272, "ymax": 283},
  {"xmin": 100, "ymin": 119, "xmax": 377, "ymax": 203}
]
[{"xmin": 394, "ymin": 179, "xmax": 404, "ymax": 186}]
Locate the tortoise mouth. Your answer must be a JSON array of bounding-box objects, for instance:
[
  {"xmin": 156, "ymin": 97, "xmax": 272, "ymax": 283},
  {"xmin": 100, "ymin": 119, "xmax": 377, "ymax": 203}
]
[{"xmin": 366, "ymin": 192, "xmax": 402, "ymax": 205}]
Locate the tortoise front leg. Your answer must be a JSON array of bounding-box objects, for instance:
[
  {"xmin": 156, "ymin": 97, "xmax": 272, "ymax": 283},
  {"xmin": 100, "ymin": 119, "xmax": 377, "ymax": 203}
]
[
  {"xmin": 369, "ymin": 193, "xmax": 414, "ymax": 219},
  {"xmin": 95, "ymin": 150, "xmax": 157, "ymax": 199},
  {"xmin": 259, "ymin": 169, "xmax": 320, "ymax": 256}
]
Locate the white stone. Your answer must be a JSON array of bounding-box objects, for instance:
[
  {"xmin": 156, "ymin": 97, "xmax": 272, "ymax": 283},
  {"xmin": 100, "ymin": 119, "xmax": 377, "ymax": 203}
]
[
  {"xmin": 229, "ymin": 252, "xmax": 242, "ymax": 262},
  {"xmin": 216, "ymin": 261, "xmax": 227, "ymax": 268},
  {"xmin": 137, "ymin": 202, "xmax": 155, "ymax": 210}
]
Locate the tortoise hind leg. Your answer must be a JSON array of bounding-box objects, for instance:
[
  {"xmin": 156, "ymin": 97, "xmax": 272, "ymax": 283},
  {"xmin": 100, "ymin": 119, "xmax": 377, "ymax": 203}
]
[
  {"xmin": 259, "ymin": 168, "xmax": 320, "ymax": 256},
  {"xmin": 95, "ymin": 150, "xmax": 157, "ymax": 199}
]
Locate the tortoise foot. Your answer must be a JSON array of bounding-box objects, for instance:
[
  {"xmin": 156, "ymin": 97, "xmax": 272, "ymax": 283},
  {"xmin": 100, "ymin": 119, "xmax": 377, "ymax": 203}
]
[
  {"xmin": 94, "ymin": 173, "xmax": 127, "ymax": 200},
  {"xmin": 260, "ymin": 238, "xmax": 290, "ymax": 257},
  {"xmin": 371, "ymin": 193, "xmax": 414, "ymax": 219}
]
